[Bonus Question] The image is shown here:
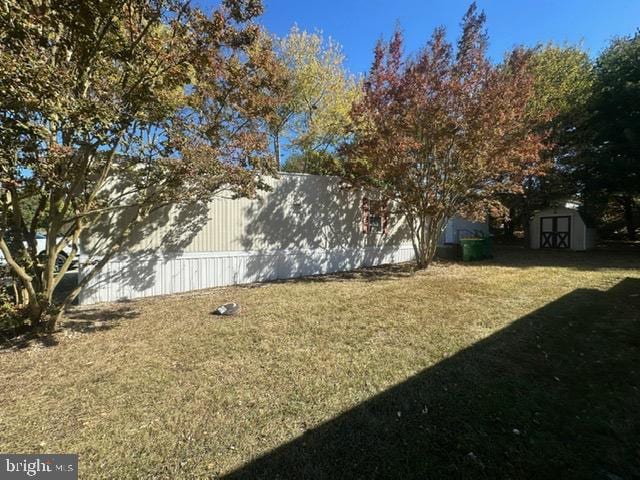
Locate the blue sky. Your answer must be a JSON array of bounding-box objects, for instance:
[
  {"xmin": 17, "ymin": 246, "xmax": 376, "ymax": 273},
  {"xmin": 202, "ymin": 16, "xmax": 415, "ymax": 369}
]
[{"xmin": 216, "ymin": 0, "xmax": 640, "ymax": 74}]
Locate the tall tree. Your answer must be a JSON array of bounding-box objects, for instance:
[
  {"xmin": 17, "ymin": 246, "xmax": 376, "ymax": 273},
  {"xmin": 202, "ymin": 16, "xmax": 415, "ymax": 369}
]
[
  {"xmin": 568, "ymin": 33, "xmax": 640, "ymax": 239},
  {"xmin": 500, "ymin": 44, "xmax": 594, "ymax": 239},
  {"xmin": 245, "ymin": 28, "xmax": 298, "ymax": 168},
  {"xmin": 343, "ymin": 4, "xmax": 548, "ymax": 268},
  {"xmin": 0, "ymin": 0, "xmax": 276, "ymax": 331},
  {"xmin": 271, "ymin": 26, "xmax": 360, "ymax": 172}
]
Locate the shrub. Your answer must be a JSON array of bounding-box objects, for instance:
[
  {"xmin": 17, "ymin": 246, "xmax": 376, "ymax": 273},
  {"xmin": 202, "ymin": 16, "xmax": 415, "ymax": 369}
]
[{"xmin": 0, "ymin": 290, "xmax": 26, "ymax": 333}]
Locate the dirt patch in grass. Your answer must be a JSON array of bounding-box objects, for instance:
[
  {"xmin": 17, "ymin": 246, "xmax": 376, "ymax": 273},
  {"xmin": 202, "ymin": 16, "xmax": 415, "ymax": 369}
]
[{"xmin": 1, "ymin": 248, "xmax": 639, "ymax": 479}]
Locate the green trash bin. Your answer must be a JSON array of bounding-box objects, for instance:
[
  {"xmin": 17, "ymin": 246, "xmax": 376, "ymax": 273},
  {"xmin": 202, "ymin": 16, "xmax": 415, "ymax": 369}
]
[{"xmin": 460, "ymin": 238, "xmax": 485, "ymax": 261}]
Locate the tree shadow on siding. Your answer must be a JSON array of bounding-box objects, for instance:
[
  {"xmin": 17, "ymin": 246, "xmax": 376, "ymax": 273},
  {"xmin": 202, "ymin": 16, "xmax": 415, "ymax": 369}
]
[
  {"xmin": 223, "ymin": 277, "xmax": 640, "ymax": 480},
  {"xmin": 240, "ymin": 175, "xmax": 410, "ymax": 284},
  {"xmin": 80, "ymin": 202, "xmax": 210, "ymax": 301}
]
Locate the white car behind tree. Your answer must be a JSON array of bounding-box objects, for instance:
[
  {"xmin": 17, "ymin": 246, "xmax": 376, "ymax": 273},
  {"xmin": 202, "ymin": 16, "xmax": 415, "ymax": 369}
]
[{"xmin": 0, "ymin": 233, "xmax": 73, "ymax": 272}]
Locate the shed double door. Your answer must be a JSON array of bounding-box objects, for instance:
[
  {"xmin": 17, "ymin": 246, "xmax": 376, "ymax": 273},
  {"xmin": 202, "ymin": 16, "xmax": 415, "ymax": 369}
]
[{"xmin": 540, "ymin": 216, "xmax": 571, "ymax": 248}]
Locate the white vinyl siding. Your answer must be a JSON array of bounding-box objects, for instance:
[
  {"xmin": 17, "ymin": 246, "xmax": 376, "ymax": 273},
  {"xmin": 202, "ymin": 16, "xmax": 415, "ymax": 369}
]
[{"xmin": 79, "ymin": 173, "xmax": 488, "ymax": 304}]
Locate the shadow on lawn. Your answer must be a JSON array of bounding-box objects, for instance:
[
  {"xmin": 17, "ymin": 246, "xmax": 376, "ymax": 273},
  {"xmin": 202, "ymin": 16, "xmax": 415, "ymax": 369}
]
[
  {"xmin": 62, "ymin": 304, "xmax": 140, "ymax": 331},
  {"xmin": 0, "ymin": 329, "xmax": 60, "ymax": 351},
  {"xmin": 224, "ymin": 277, "xmax": 640, "ymax": 480},
  {"xmin": 476, "ymin": 245, "xmax": 640, "ymax": 271},
  {"xmin": 0, "ymin": 304, "xmax": 140, "ymax": 351}
]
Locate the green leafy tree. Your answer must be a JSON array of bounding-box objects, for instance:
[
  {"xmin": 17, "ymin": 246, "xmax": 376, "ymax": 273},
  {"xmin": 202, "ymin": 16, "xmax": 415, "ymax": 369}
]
[
  {"xmin": 0, "ymin": 0, "xmax": 276, "ymax": 331},
  {"xmin": 528, "ymin": 44, "xmax": 595, "ymax": 120},
  {"xmin": 280, "ymin": 150, "xmax": 340, "ymax": 175},
  {"xmin": 568, "ymin": 33, "xmax": 640, "ymax": 239},
  {"xmin": 273, "ymin": 26, "xmax": 361, "ymax": 172},
  {"xmin": 500, "ymin": 44, "xmax": 594, "ymax": 239},
  {"xmin": 243, "ymin": 28, "xmax": 298, "ymax": 168}
]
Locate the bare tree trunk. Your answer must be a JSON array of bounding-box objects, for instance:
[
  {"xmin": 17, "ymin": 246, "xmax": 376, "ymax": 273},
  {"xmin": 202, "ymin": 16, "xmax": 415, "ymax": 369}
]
[
  {"xmin": 522, "ymin": 208, "xmax": 532, "ymax": 248},
  {"xmin": 405, "ymin": 211, "xmax": 422, "ymax": 269},
  {"xmin": 0, "ymin": 237, "xmax": 44, "ymax": 328},
  {"xmin": 413, "ymin": 214, "xmax": 445, "ymax": 270},
  {"xmin": 273, "ymin": 133, "xmax": 281, "ymax": 167},
  {"xmin": 44, "ymin": 205, "xmax": 147, "ymax": 331},
  {"xmin": 504, "ymin": 207, "xmax": 515, "ymax": 239}
]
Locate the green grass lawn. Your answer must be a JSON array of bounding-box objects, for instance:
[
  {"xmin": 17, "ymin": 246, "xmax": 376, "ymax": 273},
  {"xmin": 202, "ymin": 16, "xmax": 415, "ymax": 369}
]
[{"xmin": 1, "ymin": 248, "xmax": 639, "ymax": 479}]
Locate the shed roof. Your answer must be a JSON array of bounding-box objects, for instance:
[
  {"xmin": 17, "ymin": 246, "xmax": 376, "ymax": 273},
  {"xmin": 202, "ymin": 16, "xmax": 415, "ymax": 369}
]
[{"xmin": 532, "ymin": 206, "xmax": 597, "ymax": 229}]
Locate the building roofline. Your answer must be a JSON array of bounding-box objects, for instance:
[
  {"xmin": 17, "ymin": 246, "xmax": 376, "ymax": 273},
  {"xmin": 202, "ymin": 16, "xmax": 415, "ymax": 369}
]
[{"xmin": 276, "ymin": 171, "xmax": 341, "ymax": 180}]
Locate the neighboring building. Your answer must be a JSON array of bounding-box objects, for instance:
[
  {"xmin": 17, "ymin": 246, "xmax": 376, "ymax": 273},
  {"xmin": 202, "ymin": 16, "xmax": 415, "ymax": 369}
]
[
  {"xmin": 530, "ymin": 206, "xmax": 597, "ymax": 251},
  {"xmin": 78, "ymin": 173, "xmax": 487, "ymax": 304},
  {"xmin": 441, "ymin": 216, "xmax": 489, "ymax": 244}
]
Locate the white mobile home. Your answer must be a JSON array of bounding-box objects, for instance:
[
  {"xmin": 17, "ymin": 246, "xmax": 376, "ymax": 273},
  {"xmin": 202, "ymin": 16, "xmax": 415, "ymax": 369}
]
[{"xmin": 78, "ymin": 173, "xmax": 486, "ymax": 304}]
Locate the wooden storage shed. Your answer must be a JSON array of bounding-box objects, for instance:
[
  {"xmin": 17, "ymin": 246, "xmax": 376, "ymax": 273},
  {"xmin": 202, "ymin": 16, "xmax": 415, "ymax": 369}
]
[{"xmin": 530, "ymin": 207, "xmax": 597, "ymax": 251}]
